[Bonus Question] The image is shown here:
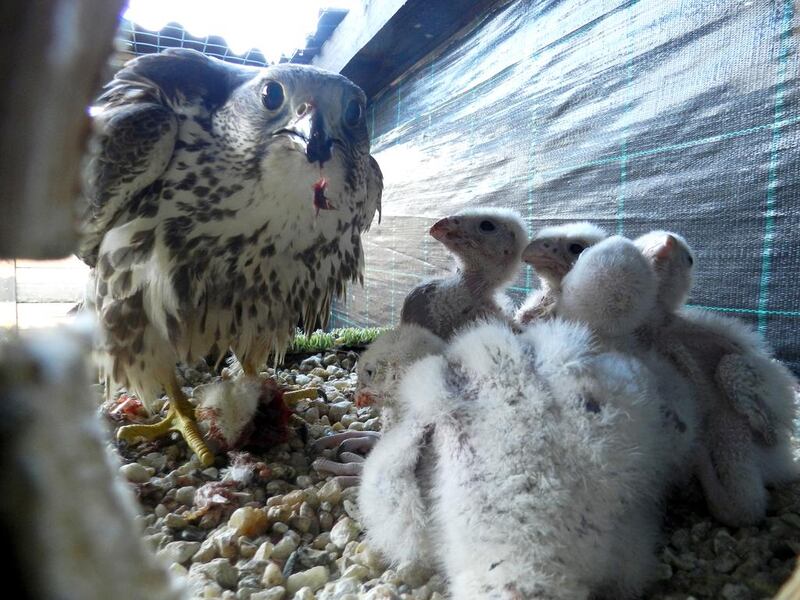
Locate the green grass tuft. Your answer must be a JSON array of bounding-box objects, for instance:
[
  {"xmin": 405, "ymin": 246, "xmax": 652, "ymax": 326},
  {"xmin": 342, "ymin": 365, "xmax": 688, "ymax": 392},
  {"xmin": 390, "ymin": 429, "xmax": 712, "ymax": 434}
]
[{"xmin": 287, "ymin": 327, "xmax": 388, "ymax": 354}]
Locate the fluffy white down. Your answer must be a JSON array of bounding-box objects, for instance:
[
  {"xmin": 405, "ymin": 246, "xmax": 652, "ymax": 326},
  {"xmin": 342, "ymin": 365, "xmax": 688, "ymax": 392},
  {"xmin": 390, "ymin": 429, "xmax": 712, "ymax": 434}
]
[
  {"xmin": 194, "ymin": 377, "xmax": 263, "ymax": 449},
  {"xmin": 361, "ymin": 319, "xmax": 674, "ymax": 599},
  {"xmin": 560, "ymin": 236, "xmax": 657, "ymax": 341}
]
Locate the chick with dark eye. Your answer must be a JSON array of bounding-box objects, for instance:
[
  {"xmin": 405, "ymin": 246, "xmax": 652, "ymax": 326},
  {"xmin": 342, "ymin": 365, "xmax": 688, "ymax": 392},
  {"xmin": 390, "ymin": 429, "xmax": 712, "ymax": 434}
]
[
  {"xmin": 261, "ymin": 81, "xmax": 284, "ymax": 110},
  {"xmin": 516, "ymin": 222, "xmax": 608, "ymax": 326},
  {"xmin": 400, "ymin": 208, "xmax": 528, "ymax": 340}
]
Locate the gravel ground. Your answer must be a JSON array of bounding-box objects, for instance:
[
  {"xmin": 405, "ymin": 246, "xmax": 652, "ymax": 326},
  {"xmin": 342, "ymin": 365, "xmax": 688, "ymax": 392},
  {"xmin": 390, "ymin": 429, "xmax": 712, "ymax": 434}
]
[{"xmin": 108, "ymin": 352, "xmax": 800, "ymax": 600}]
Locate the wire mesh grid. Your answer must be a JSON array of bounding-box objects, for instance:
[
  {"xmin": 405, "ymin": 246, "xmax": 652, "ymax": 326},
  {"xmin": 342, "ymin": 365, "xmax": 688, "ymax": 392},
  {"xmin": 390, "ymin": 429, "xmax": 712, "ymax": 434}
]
[{"xmin": 115, "ymin": 18, "xmax": 270, "ymax": 66}]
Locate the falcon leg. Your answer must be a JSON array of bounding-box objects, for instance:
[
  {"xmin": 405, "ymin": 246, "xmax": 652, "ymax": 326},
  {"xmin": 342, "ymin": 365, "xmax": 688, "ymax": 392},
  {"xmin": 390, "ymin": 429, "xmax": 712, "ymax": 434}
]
[{"xmin": 117, "ymin": 376, "xmax": 214, "ymax": 467}]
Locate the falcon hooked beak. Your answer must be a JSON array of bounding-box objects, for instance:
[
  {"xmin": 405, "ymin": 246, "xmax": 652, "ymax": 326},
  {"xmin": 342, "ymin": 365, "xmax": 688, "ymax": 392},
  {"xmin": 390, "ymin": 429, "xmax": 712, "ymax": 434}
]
[{"xmin": 279, "ymin": 102, "xmax": 334, "ymax": 166}]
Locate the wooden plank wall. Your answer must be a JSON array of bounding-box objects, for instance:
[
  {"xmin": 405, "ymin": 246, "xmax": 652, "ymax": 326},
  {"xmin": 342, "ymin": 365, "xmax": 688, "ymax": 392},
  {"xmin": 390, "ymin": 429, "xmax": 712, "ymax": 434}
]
[{"xmin": 0, "ymin": 257, "xmax": 89, "ymax": 330}]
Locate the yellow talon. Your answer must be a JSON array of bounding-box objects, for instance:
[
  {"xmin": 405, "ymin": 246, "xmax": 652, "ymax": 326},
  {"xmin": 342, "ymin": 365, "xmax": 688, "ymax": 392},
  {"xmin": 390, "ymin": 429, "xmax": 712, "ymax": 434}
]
[{"xmin": 116, "ymin": 377, "xmax": 215, "ymax": 467}]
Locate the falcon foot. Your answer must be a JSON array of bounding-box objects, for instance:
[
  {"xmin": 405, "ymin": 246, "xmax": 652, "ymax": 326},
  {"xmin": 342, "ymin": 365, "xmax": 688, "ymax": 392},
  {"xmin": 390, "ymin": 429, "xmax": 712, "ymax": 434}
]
[{"xmin": 117, "ymin": 380, "xmax": 215, "ymax": 467}]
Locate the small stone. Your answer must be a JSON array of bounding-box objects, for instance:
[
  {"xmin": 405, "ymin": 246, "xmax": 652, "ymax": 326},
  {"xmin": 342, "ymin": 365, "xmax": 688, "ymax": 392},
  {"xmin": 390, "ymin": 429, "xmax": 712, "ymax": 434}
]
[
  {"xmin": 283, "ymin": 490, "xmax": 308, "ymax": 507},
  {"xmin": 323, "ymin": 353, "xmax": 339, "ymax": 366},
  {"xmin": 267, "ymin": 504, "xmax": 292, "ymax": 524},
  {"xmin": 330, "ymin": 517, "xmax": 361, "ymax": 549},
  {"xmin": 253, "ymin": 541, "xmax": 274, "ymax": 562},
  {"xmin": 714, "ymin": 552, "xmax": 740, "ymax": 574},
  {"xmin": 720, "ymin": 583, "xmax": 753, "ymax": 600},
  {"xmin": 140, "ymin": 451, "xmax": 167, "ymax": 471},
  {"xmin": 318, "ymin": 480, "xmax": 343, "ymax": 504},
  {"xmin": 239, "ymin": 539, "xmax": 258, "ymax": 559},
  {"xmin": 262, "ymin": 561, "xmax": 285, "ymax": 586},
  {"xmin": 296, "ymin": 547, "xmax": 332, "ymax": 569},
  {"xmin": 250, "ymin": 588, "xmax": 286, "ymax": 600},
  {"xmin": 272, "ymin": 535, "xmax": 299, "ymax": 560},
  {"xmin": 164, "ymin": 513, "xmax": 189, "ymax": 529},
  {"xmin": 342, "ymin": 564, "xmax": 370, "ymax": 581},
  {"xmin": 328, "ymin": 401, "xmax": 353, "ymax": 423},
  {"xmin": 215, "ymin": 529, "xmax": 239, "ymax": 560},
  {"xmin": 175, "ymin": 485, "xmax": 197, "ymax": 506},
  {"xmin": 286, "ymin": 566, "xmax": 330, "ymax": 595},
  {"xmin": 157, "ymin": 540, "xmax": 201, "ymax": 565},
  {"xmin": 363, "ymin": 584, "xmax": 400, "ymax": 599},
  {"xmin": 397, "ymin": 561, "xmax": 433, "ymax": 587},
  {"xmin": 229, "ymin": 506, "xmax": 269, "ymax": 537},
  {"xmin": 780, "ymin": 513, "xmax": 800, "ymax": 529},
  {"xmin": 312, "ymin": 532, "xmax": 331, "ymax": 550},
  {"xmin": 200, "ymin": 558, "xmax": 239, "ymax": 590},
  {"xmin": 192, "ymin": 538, "xmax": 217, "ymax": 563},
  {"xmin": 120, "ymin": 462, "xmax": 153, "ymax": 483},
  {"xmin": 293, "ymin": 588, "xmax": 316, "ymax": 600},
  {"xmin": 319, "ymin": 511, "xmax": 334, "ymax": 531}
]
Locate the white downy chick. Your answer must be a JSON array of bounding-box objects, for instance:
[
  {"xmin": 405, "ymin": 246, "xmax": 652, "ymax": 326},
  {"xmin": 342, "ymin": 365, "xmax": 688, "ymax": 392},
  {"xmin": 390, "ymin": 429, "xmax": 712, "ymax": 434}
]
[
  {"xmin": 557, "ymin": 236, "xmax": 698, "ymax": 484},
  {"xmin": 634, "ymin": 231, "xmax": 798, "ymax": 526},
  {"xmin": 401, "ymin": 207, "xmax": 527, "ymax": 339},
  {"xmin": 516, "ymin": 221, "xmax": 608, "ymax": 325},
  {"xmin": 313, "ymin": 326, "xmax": 445, "ymax": 483},
  {"xmin": 355, "ymin": 325, "xmax": 445, "ymax": 566},
  {"xmin": 383, "ymin": 319, "xmax": 671, "ymax": 600}
]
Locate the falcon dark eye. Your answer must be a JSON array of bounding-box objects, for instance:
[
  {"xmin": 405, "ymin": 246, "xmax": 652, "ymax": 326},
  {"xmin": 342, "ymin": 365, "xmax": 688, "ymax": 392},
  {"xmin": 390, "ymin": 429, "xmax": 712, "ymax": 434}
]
[
  {"xmin": 568, "ymin": 243, "xmax": 585, "ymax": 255},
  {"xmin": 344, "ymin": 99, "xmax": 363, "ymax": 127},
  {"xmin": 364, "ymin": 367, "xmax": 374, "ymax": 379},
  {"xmin": 261, "ymin": 81, "xmax": 285, "ymax": 111},
  {"xmin": 479, "ymin": 220, "xmax": 496, "ymax": 232}
]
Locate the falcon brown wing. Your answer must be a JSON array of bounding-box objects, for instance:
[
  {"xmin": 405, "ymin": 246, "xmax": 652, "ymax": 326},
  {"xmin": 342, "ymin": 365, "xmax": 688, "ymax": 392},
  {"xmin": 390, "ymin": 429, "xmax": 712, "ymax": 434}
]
[{"xmin": 77, "ymin": 49, "xmax": 253, "ymax": 266}]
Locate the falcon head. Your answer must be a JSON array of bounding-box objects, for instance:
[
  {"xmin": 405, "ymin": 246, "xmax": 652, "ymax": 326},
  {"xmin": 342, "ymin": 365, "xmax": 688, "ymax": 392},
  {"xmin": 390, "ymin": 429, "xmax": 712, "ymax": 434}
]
[
  {"xmin": 216, "ymin": 61, "xmax": 371, "ymax": 182},
  {"xmin": 96, "ymin": 48, "xmax": 380, "ymax": 231}
]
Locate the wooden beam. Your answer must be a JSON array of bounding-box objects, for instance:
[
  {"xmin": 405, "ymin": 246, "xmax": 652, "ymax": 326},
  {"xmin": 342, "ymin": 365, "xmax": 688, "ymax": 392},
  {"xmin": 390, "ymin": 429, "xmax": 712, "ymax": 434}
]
[{"xmin": 312, "ymin": 0, "xmax": 408, "ymax": 74}]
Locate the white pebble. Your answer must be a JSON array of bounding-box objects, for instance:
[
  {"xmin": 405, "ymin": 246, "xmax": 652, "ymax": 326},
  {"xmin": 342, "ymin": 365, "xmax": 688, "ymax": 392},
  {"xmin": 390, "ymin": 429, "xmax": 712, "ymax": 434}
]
[
  {"xmin": 253, "ymin": 541, "xmax": 274, "ymax": 562},
  {"xmin": 262, "ymin": 561, "xmax": 284, "ymax": 586},
  {"xmin": 293, "ymin": 588, "xmax": 316, "ymax": 600},
  {"xmin": 317, "ymin": 480, "xmax": 343, "ymax": 504},
  {"xmin": 363, "ymin": 584, "xmax": 399, "ymax": 600},
  {"xmin": 272, "ymin": 535, "xmax": 298, "ymax": 560},
  {"xmin": 286, "ymin": 566, "xmax": 330, "ymax": 595},
  {"xmin": 156, "ymin": 540, "xmax": 200, "ymax": 565},
  {"xmin": 120, "ymin": 462, "xmax": 153, "ymax": 483},
  {"xmin": 250, "ymin": 588, "xmax": 286, "ymax": 600},
  {"xmin": 175, "ymin": 485, "xmax": 197, "ymax": 506},
  {"xmin": 330, "ymin": 517, "xmax": 361, "ymax": 549}
]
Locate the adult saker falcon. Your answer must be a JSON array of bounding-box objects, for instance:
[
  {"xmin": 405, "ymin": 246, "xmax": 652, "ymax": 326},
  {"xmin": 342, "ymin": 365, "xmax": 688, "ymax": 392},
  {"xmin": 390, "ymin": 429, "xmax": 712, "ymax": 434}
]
[{"xmin": 77, "ymin": 49, "xmax": 382, "ymax": 465}]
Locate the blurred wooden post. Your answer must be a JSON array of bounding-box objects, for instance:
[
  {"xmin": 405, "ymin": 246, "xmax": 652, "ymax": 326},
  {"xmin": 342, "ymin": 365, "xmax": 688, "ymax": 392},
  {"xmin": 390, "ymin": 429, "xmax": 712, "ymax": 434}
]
[{"xmin": 0, "ymin": 0, "xmax": 124, "ymax": 258}]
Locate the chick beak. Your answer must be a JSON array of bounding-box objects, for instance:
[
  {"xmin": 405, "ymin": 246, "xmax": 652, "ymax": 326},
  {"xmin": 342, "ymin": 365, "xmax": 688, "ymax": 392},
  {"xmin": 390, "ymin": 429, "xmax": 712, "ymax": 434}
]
[
  {"xmin": 354, "ymin": 390, "xmax": 376, "ymax": 407},
  {"xmin": 430, "ymin": 217, "xmax": 456, "ymax": 242}
]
